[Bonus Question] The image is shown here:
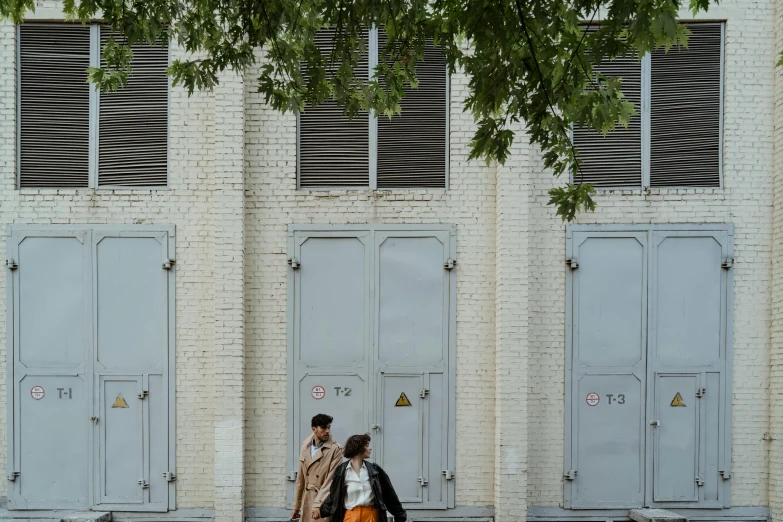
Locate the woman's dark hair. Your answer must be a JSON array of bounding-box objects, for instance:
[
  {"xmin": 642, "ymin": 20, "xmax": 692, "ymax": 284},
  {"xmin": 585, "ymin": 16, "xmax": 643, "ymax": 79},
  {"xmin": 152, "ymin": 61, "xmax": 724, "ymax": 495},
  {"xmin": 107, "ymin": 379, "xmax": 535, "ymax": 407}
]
[
  {"xmin": 312, "ymin": 413, "xmax": 333, "ymax": 428},
  {"xmin": 344, "ymin": 434, "xmax": 371, "ymax": 459}
]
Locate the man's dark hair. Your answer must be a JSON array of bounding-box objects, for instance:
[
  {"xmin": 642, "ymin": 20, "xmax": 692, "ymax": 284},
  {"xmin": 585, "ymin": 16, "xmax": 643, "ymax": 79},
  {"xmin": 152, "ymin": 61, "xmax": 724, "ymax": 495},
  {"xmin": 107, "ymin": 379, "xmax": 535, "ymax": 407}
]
[
  {"xmin": 311, "ymin": 413, "xmax": 333, "ymax": 428},
  {"xmin": 343, "ymin": 434, "xmax": 371, "ymax": 459}
]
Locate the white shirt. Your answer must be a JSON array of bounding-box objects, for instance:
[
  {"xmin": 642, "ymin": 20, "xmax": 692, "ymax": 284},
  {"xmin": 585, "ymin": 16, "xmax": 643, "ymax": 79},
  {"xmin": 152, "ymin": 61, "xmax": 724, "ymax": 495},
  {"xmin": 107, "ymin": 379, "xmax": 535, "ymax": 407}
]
[
  {"xmin": 311, "ymin": 439, "xmax": 324, "ymax": 459},
  {"xmin": 344, "ymin": 462, "xmax": 374, "ymax": 509}
]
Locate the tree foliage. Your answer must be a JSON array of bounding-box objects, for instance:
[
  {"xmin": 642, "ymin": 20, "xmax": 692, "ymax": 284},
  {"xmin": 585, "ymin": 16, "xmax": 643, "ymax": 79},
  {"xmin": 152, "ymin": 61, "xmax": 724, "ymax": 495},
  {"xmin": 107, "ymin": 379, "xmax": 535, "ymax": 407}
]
[{"xmin": 0, "ymin": 0, "xmax": 717, "ymax": 220}]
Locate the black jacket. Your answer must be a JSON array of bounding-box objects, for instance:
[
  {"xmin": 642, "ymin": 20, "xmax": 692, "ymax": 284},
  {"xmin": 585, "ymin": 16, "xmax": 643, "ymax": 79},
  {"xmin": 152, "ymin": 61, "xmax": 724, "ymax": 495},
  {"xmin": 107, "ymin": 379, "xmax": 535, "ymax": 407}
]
[{"xmin": 319, "ymin": 461, "xmax": 407, "ymax": 522}]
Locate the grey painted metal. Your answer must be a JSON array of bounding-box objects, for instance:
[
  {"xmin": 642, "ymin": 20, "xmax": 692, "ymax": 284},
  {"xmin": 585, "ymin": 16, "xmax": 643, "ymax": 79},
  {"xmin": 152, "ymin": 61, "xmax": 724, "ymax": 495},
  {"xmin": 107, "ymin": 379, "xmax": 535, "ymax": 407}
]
[
  {"xmin": 568, "ymin": 231, "xmax": 647, "ymax": 509},
  {"xmin": 6, "ymin": 225, "xmax": 175, "ymax": 512},
  {"xmin": 565, "ymin": 224, "xmax": 733, "ymax": 511},
  {"xmin": 287, "ymin": 225, "xmax": 456, "ymax": 510},
  {"xmin": 369, "ymin": 27, "xmax": 378, "ymax": 190},
  {"xmin": 89, "ymin": 24, "xmax": 100, "ymax": 190},
  {"xmin": 8, "ymin": 230, "xmax": 91, "ymax": 510},
  {"xmin": 641, "ymin": 53, "xmax": 651, "ymax": 189},
  {"xmin": 646, "ymin": 229, "xmax": 731, "ymax": 509}
]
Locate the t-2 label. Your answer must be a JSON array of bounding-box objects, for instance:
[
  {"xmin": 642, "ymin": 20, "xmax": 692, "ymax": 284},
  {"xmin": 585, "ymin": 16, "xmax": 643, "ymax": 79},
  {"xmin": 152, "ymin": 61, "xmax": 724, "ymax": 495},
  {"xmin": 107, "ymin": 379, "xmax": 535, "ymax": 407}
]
[{"xmin": 334, "ymin": 387, "xmax": 352, "ymax": 397}]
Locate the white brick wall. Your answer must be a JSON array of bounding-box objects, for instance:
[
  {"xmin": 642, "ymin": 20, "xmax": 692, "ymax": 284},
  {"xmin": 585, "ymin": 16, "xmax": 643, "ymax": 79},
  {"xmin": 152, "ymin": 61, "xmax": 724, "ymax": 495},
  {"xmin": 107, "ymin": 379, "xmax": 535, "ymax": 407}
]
[
  {"xmin": 0, "ymin": 0, "xmax": 777, "ymax": 517},
  {"xmin": 243, "ymin": 63, "xmax": 498, "ymax": 508},
  {"xmin": 527, "ymin": 1, "xmax": 775, "ymax": 507}
]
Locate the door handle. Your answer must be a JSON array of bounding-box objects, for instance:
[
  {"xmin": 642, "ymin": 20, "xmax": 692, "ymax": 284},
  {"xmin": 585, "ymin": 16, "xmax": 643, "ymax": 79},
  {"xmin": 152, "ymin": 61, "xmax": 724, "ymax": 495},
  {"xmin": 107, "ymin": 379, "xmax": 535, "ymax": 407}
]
[{"xmin": 649, "ymin": 420, "xmax": 660, "ymax": 427}]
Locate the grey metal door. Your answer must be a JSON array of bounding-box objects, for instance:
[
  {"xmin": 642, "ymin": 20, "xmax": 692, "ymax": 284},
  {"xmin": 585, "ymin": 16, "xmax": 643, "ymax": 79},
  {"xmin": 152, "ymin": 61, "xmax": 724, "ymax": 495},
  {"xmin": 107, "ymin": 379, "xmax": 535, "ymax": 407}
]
[
  {"xmin": 7, "ymin": 230, "xmax": 91, "ymax": 509},
  {"xmin": 566, "ymin": 231, "xmax": 647, "ymax": 509},
  {"xmin": 290, "ymin": 232, "xmax": 371, "ymax": 465},
  {"xmin": 288, "ymin": 225, "xmax": 456, "ymax": 510},
  {"xmin": 646, "ymin": 230, "xmax": 731, "ymax": 508},
  {"xmin": 7, "ymin": 225, "xmax": 175, "ymax": 512},
  {"xmin": 374, "ymin": 231, "xmax": 452, "ymax": 508},
  {"xmin": 566, "ymin": 225, "xmax": 733, "ymax": 510},
  {"xmin": 92, "ymin": 231, "xmax": 172, "ymax": 511}
]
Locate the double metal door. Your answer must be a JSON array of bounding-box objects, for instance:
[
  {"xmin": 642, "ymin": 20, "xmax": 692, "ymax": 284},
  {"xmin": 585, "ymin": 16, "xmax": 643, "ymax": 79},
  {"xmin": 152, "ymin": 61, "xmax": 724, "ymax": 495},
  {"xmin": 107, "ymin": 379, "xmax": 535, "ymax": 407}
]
[
  {"xmin": 6, "ymin": 225, "xmax": 175, "ymax": 511},
  {"xmin": 287, "ymin": 225, "xmax": 456, "ymax": 509},
  {"xmin": 565, "ymin": 225, "xmax": 732, "ymax": 509}
]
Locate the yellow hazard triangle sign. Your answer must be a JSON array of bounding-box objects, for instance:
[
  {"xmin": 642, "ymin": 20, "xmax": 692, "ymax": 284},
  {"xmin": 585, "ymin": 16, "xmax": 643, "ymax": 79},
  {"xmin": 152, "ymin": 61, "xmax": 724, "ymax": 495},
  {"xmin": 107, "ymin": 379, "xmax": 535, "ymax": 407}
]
[
  {"xmin": 112, "ymin": 394, "xmax": 129, "ymax": 408},
  {"xmin": 670, "ymin": 392, "xmax": 686, "ymax": 407},
  {"xmin": 395, "ymin": 392, "xmax": 412, "ymax": 407}
]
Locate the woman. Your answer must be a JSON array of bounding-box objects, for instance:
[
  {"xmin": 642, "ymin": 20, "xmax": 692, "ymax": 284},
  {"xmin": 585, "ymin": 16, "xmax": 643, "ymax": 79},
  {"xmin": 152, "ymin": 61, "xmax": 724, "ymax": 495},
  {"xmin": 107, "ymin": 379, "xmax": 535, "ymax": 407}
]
[{"xmin": 314, "ymin": 434, "xmax": 406, "ymax": 522}]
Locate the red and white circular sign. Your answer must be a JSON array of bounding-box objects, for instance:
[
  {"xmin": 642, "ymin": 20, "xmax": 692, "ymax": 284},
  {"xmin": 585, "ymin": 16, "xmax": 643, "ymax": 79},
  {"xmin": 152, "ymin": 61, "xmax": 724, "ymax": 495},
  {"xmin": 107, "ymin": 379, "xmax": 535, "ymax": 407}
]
[
  {"xmin": 312, "ymin": 386, "xmax": 326, "ymax": 400},
  {"xmin": 585, "ymin": 392, "xmax": 600, "ymax": 407},
  {"xmin": 30, "ymin": 386, "xmax": 45, "ymax": 400}
]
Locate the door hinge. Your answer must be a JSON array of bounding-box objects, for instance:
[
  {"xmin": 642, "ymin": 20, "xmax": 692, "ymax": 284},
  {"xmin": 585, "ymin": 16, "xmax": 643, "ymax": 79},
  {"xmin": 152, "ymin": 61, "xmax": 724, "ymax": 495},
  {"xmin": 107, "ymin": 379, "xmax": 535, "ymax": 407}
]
[
  {"xmin": 138, "ymin": 389, "xmax": 149, "ymax": 400},
  {"xmin": 696, "ymin": 387, "xmax": 706, "ymax": 398},
  {"xmin": 722, "ymin": 257, "xmax": 734, "ymax": 269},
  {"xmin": 164, "ymin": 471, "xmax": 177, "ymax": 482},
  {"xmin": 420, "ymin": 389, "xmax": 430, "ymax": 399},
  {"xmin": 418, "ymin": 477, "xmax": 428, "ymax": 486},
  {"xmin": 564, "ymin": 470, "xmax": 577, "ymax": 480},
  {"xmin": 442, "ymin": 470, "xmax": 455, "ymax": 480},
  {"xmin": 6, "ymin": 471, "xmax": 19, "ymax": 482},
  {"xmin": 138, "ymin": 480, "xmax": 150, "ymax": 489},
  {"xmin": 287, "ymin": 471, "xmax": 298, "ymax": 481},
  {"xmin": 6, "ymin": 259, "xmax": 17, "ymax": 270},
  {"xmin": 720, "ymin": 469, "xmax": 732, "ymax": 479},
  {"xmin": 566, "ymin": 258, "xmax": 578, "ymax": 269},
  {"xmin": 444, "ymin": 258, "xmax": 456, "ymax": 270},
  {"xmin": 288, "ymin": 258, "xmax": 300, "ymax": 270},
  {"xmin": 695, "ymin": 477, "xmax": 704, "ymax": 486},
  {"xmin": 162, "ymin": 258, "xmax": 175, "ymax": 270}
]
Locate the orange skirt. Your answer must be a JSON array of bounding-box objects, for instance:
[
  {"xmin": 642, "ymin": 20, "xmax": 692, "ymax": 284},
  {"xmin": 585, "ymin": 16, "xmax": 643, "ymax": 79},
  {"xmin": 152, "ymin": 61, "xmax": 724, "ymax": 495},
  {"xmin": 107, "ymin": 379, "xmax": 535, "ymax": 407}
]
[{"xmin": 343, "ymin": 505, "xmax": 378, "ymax": 522}]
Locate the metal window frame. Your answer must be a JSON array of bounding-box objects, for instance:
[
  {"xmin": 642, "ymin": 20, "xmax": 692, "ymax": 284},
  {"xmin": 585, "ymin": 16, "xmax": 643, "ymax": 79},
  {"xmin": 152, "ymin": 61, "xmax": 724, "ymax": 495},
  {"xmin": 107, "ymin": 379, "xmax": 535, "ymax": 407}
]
[
  {"xmin": 94, "ymin": 24, "xmax": 172, "ymax": 190},
  {"xmin": 296, "ymin": 29, "xmax": 451, "ymax": 191},
  {"xmin": 571, "ymin": 21, "xmax": 725, "ymax": 190},
  {"xmin": 15, "ymin": 22, "xmax": 171, "ymax": 190}
]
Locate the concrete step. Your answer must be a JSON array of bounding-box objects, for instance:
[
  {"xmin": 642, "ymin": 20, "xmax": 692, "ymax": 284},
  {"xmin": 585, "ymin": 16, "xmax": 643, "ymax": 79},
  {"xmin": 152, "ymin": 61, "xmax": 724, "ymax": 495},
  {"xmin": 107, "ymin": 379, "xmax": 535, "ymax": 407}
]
[
  {"xmin": 630, "ymin": 509, "xmax": 688, "ymax": 522},
  {"xmin": 61, "ymin": 513, "xmax": 112, "ymax": 522}
]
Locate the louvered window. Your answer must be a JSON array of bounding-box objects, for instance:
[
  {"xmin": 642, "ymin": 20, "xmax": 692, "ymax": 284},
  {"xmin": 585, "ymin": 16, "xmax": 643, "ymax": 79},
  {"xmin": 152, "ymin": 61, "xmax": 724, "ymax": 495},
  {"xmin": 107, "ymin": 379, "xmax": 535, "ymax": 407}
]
[
  {"xmin": 298, "ymin": 28, "xmax": 448, "ymax": 189},
  {"xmin": 573, "ymin": 22, "xmax": 723, "ymax": 188},
  {"xmin": 18, "ymin": 23, "xmax": 169, "ymax": 189}
]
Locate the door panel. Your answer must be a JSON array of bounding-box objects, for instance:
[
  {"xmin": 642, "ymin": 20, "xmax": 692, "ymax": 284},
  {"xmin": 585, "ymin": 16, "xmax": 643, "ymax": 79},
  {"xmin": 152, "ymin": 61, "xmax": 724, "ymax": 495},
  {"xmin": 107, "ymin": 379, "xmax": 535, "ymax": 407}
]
[
  {"xmin": 10, "ymin": 232, "xmax": 89, "ymax": 509},
  {"xmin": 297, "ymin": 373, "xmax": 366, "ymax": 451},
  {"xmin": 573, "ymin": 374, "xmax": 644, "ymax": 508},
  {"xmin": 95, "ymin": 236, "xmax": 167, "ymax": 372},
  {"xmin": 569, "ymin": 232, "xmax": 646, "ymax": 509},
  {"xmin": 17, "ymin": 375, "xmax": 88, "ymax": 508},
  {"xmin": 297, "ymin": 236, "xmax": 368, "ymax": 368},
  {"xmin": 652, "ymin": 236, "xmax": 723, "ymax": 367},
  {"xmin": 377, "ymin": 235, "xmax": 446, "ymax": 367},
  {"xmin": 379, "ymin": 374, "xmax": 423, "ymax": 503},
  {"xmin": 654, "ymin": 374, "xmax": 699, "ymax": 502},
  {"xmin": 99, "ymin": 376, "xmax": 144, "ymax": 505}
]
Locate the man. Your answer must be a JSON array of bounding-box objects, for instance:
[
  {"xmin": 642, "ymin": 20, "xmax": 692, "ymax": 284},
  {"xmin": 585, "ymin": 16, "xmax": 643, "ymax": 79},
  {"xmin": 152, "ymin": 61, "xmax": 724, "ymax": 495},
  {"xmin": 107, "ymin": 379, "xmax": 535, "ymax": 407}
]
[{"xmin": 291, "ymin": 414, "xmax": 344, "ymax": 522}]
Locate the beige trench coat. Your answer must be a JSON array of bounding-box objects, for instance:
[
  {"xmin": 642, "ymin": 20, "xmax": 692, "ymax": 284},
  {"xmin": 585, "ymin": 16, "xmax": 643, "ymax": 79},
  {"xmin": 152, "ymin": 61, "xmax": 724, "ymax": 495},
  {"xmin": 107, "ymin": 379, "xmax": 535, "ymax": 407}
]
[{"xmin": 293, "ymin": 435, "xmax": 344, "ymax": 522}]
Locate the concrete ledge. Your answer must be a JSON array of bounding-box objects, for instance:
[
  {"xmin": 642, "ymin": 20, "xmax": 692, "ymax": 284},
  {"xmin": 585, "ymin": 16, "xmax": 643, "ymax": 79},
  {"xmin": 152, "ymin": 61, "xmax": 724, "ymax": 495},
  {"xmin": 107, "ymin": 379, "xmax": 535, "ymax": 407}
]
[
  {"xmin": 630, "ymin": 510, "xmax": 687, "ymax": 522},
  {"xmin": 527, "ymin": 506, "xmax": 769, "ymax": 522},
  {"xmin": 62, "ymin": 514, "xmax": 111, "ymax": 522}
]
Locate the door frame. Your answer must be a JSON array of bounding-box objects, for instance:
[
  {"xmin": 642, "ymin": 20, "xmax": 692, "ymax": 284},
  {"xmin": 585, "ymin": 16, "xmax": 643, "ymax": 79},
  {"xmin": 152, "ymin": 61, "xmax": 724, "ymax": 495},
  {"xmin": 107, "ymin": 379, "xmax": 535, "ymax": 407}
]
[
  {"xmin": 564, "ymin": 224, "xmax": 733, "ymax": 510},
  {"xmin": 6, "ymin": 224, "xmax": 176, "ymax": 512}
]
